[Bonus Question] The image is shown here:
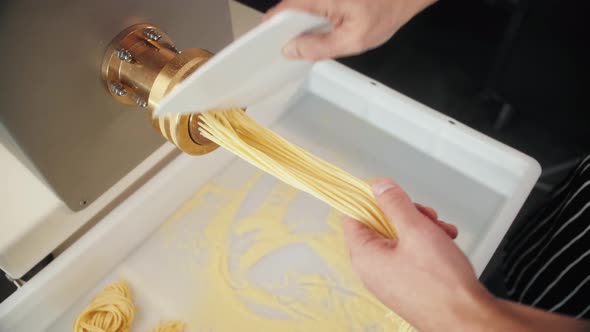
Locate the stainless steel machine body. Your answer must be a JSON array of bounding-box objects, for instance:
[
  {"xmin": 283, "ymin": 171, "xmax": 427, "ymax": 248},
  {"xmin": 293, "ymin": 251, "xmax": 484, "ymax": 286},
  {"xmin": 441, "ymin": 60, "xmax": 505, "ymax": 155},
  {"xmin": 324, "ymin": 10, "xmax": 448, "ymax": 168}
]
[{"xmin": 0, "ymin": 0, "xmax": 233, "ymax": 210}]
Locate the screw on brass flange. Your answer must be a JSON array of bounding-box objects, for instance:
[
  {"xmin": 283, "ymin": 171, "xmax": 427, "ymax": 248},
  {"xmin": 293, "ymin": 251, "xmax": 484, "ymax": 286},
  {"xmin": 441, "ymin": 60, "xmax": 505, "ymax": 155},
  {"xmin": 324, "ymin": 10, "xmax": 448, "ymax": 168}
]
[
  {"xmin": 116, "ymin": 48, "xmax": 133, "ymax": 62},
  {"xmin": 110, "ymin": 82, "xmax": 127, "ymax": 96},
  {"xmin": 132, "ymin": 95, "xmax": 148, "ymax": 108},
  {"xmin": 144, "ymin": 29, "xmax": 162, "ymax": 41}
]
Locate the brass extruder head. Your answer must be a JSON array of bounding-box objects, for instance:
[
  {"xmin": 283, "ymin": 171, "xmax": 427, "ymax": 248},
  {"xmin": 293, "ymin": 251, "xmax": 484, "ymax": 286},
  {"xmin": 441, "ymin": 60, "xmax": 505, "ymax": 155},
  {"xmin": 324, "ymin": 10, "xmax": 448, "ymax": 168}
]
[{"xmin": 102, "ymin": 24, "xmax": 218, "ymax": 155}]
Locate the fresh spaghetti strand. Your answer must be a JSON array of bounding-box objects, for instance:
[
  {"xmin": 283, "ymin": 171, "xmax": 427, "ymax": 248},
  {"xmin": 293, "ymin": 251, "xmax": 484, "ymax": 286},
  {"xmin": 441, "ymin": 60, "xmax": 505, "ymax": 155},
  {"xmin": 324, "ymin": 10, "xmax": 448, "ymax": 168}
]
[
  {"xmin": 74, "ymin": 281, "xmax": 135, "ymax": 332},
  {"xmin": 199, "ymin": 109, "xmax": 397, "ymax": 239}
]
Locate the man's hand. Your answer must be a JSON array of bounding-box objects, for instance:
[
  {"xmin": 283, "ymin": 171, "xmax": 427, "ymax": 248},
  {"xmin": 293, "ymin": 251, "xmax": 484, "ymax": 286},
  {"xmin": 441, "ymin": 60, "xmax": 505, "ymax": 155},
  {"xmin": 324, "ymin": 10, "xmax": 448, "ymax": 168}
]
[
  {"xmin": 343, "ymin": 178, "xmax": 590, "ymax": 331},
  {"xmin": 264, "ymin": 0, "xmax": 437, "ymax": 60},
  {"xmin": 342, "ymin": 177, "xmax": 495, "ymax": 331}
]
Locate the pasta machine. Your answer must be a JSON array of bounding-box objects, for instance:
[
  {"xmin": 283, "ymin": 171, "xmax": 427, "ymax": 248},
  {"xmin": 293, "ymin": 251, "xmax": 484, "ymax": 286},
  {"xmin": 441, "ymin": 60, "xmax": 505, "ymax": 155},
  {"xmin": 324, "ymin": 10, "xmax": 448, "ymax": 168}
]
[
  {"xmin": 0, "ymin": 0, "xmax": 234, "ymax": 281},
  {"xmin": 0, "ymin": 2, "xmax": 541, "ymax": 331}
]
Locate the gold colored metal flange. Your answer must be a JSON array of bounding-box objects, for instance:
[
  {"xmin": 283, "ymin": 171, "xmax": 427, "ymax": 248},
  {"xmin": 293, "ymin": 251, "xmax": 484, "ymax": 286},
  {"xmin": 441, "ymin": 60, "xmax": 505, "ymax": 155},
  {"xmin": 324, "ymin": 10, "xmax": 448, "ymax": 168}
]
[{"xmin": 101, "ymin": 24, "xmax": 218, "ymax": 155}]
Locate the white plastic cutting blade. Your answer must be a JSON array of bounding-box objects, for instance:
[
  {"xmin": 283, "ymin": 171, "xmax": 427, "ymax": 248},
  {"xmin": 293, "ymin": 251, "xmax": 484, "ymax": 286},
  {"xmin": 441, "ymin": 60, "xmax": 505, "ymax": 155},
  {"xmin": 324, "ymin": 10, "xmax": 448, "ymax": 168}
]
[{"xmin": 154, "ymin": 10, "xmax": 330, "ymax": 116}]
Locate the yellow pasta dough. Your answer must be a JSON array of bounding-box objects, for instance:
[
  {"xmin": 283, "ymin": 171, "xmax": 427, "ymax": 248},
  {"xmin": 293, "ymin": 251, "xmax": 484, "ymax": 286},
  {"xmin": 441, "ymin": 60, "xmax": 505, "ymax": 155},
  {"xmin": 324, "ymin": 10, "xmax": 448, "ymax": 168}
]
[
  {"xmin": 74, "ymin": 281, "xmax": 135, "ymax": 332},
  {"xmin": 199, "ymin": 108, "xmax": 397, "ymax": 239}
]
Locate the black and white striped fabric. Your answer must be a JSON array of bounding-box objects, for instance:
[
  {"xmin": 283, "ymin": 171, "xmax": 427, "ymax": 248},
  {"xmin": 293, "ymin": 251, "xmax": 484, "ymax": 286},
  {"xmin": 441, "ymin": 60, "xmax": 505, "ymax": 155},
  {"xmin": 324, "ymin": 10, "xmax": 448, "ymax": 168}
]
[{"xmin": 503, "ymin": 153, "xmax": 590, "ymax": 319}]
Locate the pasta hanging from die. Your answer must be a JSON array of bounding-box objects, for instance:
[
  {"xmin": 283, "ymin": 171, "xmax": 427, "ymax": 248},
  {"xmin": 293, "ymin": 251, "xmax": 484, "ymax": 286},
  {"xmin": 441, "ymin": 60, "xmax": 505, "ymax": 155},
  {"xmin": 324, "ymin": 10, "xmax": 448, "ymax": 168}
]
[{"xmin": 199, "ymin": 108, "xmax": 397, "ymax": 239}]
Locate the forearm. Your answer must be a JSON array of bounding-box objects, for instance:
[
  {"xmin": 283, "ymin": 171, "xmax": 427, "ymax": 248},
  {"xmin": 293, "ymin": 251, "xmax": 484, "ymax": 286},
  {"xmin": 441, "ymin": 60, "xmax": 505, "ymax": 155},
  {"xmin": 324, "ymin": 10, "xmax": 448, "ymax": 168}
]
[
  {"xmin": 451, "ymin": 292, "xmax": 590, "ymax": 331},
  {"xmin": 417, "ymin": 286, "xmax": 590, "ymax": 332},
  {"xmin": 497, "ymin": 299, "xmax": 590, "ymax": 332}
]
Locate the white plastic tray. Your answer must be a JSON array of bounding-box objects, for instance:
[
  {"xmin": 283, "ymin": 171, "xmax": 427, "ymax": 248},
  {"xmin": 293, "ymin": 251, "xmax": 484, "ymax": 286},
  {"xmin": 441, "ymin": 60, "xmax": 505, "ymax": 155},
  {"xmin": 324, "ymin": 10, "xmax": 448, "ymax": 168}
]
[{"xmin": 0, "ymin": 61, "xmax": 540, "ymax": 331}]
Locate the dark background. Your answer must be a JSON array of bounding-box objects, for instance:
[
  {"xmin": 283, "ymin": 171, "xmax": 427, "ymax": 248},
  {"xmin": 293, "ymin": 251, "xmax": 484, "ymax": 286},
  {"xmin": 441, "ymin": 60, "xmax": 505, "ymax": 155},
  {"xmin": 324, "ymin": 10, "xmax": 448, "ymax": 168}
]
[{"xmin": 1, "ymin": 0, "xmax": 588, "ymax": 303}]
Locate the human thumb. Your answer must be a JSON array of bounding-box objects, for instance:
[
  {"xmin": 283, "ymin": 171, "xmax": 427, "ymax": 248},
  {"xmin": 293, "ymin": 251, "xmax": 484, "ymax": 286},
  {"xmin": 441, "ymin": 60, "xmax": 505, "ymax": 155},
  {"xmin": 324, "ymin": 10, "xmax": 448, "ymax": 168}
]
[{"xmin": 372, "ymin": 178, "xmax": 422, "ymax": 236}]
